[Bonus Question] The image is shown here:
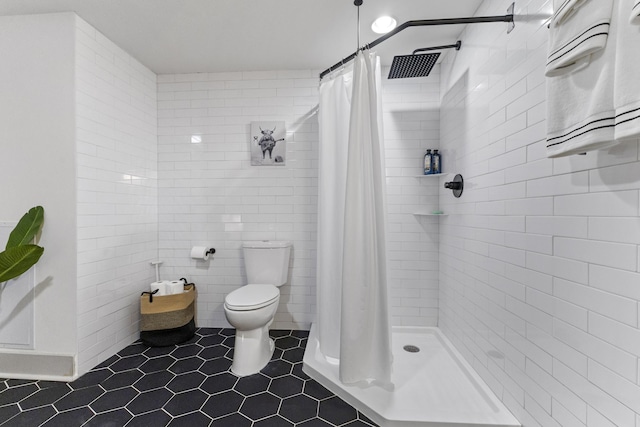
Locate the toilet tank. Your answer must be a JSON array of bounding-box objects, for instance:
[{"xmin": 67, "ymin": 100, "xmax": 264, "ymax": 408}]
[{"xmin": 243, "ymin": 241, "xmax": 292, "ymax": 286}]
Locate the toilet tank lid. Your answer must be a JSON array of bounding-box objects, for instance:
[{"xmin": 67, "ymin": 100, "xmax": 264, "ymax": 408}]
[{"xmin": 243, "ymin": 240, "xmax": 292, "ymax": 249}]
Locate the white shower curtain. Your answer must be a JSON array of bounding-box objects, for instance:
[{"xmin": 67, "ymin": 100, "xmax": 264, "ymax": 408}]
[{"xmin": 317, "ymin": 51, "xmax": 392, "ymax": 385}]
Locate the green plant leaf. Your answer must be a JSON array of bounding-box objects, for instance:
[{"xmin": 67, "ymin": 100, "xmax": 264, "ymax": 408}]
[
  {"xmin": 6, "ymin": 206, "xmax": 44, "ymax": 249},
  {"xmin": 0, "ymin": 245, "xmax": 44, "ymax": 283}
]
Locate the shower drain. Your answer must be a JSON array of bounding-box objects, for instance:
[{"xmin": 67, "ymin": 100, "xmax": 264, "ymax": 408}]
[{"xmin": 403, "ymin": 345, "xmax": 420, "ymax": 353}]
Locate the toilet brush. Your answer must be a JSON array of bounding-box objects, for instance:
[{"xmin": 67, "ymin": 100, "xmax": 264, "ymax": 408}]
[{"xmin": 150, "ymin": 260, "xmax": 163, "ymax": 282}]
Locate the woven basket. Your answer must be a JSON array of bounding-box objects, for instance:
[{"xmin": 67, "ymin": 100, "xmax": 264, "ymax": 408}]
[{"xmin": 139, "ymin": 284, "xmax": 197, "ymax": 346}]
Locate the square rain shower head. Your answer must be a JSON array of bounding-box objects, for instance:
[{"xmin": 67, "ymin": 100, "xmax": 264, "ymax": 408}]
[{"xmin": 388, "ymin": 52, "xmax": 440, "ymax": 79}]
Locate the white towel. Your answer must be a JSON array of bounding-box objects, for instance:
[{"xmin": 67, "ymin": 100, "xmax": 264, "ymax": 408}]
[
  {"xmin": 615, "ymin": 0, "xmax": 640, "ymax": 140},
  {"xmin": 546, "ymin": 0, "xmax": 617, "ymax": 157},
  {"xmin": 546, "ymin": 0, "xmax": 613, "ymax": 76},
  {"xmin": 632, "ymin": 1, "xmax": 640, "ymax": 23}
]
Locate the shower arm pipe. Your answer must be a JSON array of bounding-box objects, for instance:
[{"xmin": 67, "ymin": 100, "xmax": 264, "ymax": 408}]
[
  {"xmin": 413, "ymin": 41, "xmax": 461, "ymax": 55},
  {"xmin": 319, "ymin": 3, "xmax": 515, "ymax": 79}
]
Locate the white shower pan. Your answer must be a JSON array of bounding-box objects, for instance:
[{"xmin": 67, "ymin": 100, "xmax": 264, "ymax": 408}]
[{"xmin": 303, "ymin": 325, "xmax": 521, "ymax": 427}]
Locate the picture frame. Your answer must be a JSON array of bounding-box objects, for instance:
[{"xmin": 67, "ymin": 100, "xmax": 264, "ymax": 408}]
[{"xmin": 250, "ymin": 121, "xmax": 286, "ymax": 166}]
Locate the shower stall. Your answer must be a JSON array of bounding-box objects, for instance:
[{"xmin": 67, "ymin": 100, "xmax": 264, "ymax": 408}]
[{"xmin": 304, "ymin": 3, "xmax": 521, "ymax": 426}]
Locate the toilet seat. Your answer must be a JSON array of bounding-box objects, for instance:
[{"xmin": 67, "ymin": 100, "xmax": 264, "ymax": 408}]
[{"xmin": 225, "ymin": 284, "xmax": 279, "ymax": 311}]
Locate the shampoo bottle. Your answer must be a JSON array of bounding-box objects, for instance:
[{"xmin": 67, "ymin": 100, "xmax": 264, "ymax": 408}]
[
  {"xmin": 423, "ymin": 149, "xmax": 433, "ymax": 175},
  {"xmin": 432, "ymin": 149, "xmax": 441, "ymax": 174}
]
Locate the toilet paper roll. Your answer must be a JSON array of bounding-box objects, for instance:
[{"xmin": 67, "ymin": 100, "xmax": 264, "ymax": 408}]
[
  {"xmin": 150, "ymin": 281, "xmax": 167, "ymax": 296},
  {"xmin": 166, "ymin": 280, "xmax": 184, "ymax": 295},
  {"xmin": 191, "ymin": 246, "xmax": 212, "ymax": 260}
]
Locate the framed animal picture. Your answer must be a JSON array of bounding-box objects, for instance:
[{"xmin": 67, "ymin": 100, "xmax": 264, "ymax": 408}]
[{"xmin": 250, "ymin": 121, "xmax": 286, "ymax": 166}]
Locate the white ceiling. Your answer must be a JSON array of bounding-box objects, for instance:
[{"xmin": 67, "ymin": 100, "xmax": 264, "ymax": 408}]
[{"xmin": 0, "ymin": 0, "xmax": 487, "ymax": 75}]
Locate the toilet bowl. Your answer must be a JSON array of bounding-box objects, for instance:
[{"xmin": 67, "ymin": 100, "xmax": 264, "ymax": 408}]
[
  {"xmin": 223, "ymin": 241, "xmax": 291, "ymax": 376},
  {"xmin": 224, "ymin": 284, "xmax": 280, "ymax": 376}
]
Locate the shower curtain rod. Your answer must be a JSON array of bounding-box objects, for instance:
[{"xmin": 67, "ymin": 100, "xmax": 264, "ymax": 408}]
[{"xmin": 319, "ymin": 2, "xmax": 515, "ymax": 79}]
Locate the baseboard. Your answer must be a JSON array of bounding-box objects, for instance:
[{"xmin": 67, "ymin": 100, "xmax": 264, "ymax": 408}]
[{"xmin": 0, "ymin": 351, "xmax": 76, "ymax": 381}]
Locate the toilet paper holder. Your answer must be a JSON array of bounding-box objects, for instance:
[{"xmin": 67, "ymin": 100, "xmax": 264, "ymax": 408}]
[{"xmin": 191, "ymin": 246, "xmax": 217, "ymax": 260}]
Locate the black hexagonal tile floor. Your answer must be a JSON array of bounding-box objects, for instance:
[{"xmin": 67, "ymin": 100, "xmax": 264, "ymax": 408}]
[
  {"xmin": 125, "ymin": 409, "xmax": 171, "ymax": 427},
  {"xmin": 144, "ymin": 345, "xmax": 175, "ymax": 358},
  {"xmin": 269, "ymin": 330, "xmax": 291, "ymax": 338},
  {"xmin": 118, "ymin": 343, "xmax": 147, "ymax": 357},
  {"xmin": 41, "ymin": 407, "xmax": 94, "ymax": 426},
  {"xmin": 280, "ymin": 394, "xmax": 319, "ymax": 424},
  {"xmin": 271, "ymin": 348, "xmax": 284, "ymax": 360},
  {"xmin": 92, "ymin": 354, "xmax": 119, "ymax": 369},
  {"xmin": 200, "ymin": 372, "xmax": 237, "ymax": 394},
  {"xmin": 2, "ymin": 405, "xmax": 56, "ymax": 426},
  {"xmin": 234, "ymin": 373, "xmax": 271, "ymax": 396},
  {"xmin": 139, "ymin": 355, "xmax": 176, "ymax": 374},
  {"xmin": 167, "ymin": 371, "xmax": 206, "ymax": 393},
  {"xmin": 239, "ymin": 392, "xmax": 281, "ymax": 420},
  {"xmin": 319, "ymin": 396, "xmax": 359, "ymax": 425},
  {"xmin": 108, "ymin": 354, "xmax": 147, "ymax": 372},
  {"xmin": 274, "ymin": 336, "xmax": 301, "ymax": 350},
  {"xmin": 19, "ymin": 385, "xmax": 71, "ymax": 410},
  {"xmin": 261, "ymin": 359, "xmax": 293, "ymax": 378},
  {"xmin": 282, "ymin": 347, "xmax": 305, "ymax": 363},
  {"xmin": 209, "ymin": 412, "xmax": 252, "ymax": 427},
  {"xmin": 304, "ymin": 380, "xmax": 334, "ymax": 400},
  {"xmin": 199, "ymin": 327, "xmax": 223, "ymax": 336},
  {"xmin": 198, "ymin": 345, "xmax": 228, "ymax": 360},
  {"xmin": 269, "ymin": 375, "xmax": 303, "ymax": 398},
  {"xmin": 68, "ymin": 368, "xmax": 111, "ymax": 390},
  {"xmin": 0, "ymin": 383, "xmax": 38, "ymax": 405},
  {"xmin": 298, "ymin": 418, "xmax": 334, "ymax": 427},
  {"xmin": 171, "ymin": 344, "xmax": 203, "ymax": 359},
  {"xmin": 126, "ymin": 387, "xmax": 173, "ymax": 415},
  {"xmin": 164, "ymin": 389, "xmax": 208, "ymax": 416},
  {"xmin": 90, "ymin": 387, "xmax": 138, "ymax": 413},
  {"xmin": 201, "ymin": 390, "xmax": 244, "ymax": 419},
  {"xmin": 101, "ymin": 369, "xmax": 144, "ymax": 390},
  {"xmin": 169, "ymin": 356, "xmax": 204, "ymax": 374},
  {"xmin": 167, "ymin": 411, "xmax": 212, "ymax": 426},
  {"xmin": 0, "ymin": 404, "xmax": 20, "ymax": 425},
  {"xmin": 291, "ymin": 330, "xmax": 310, "ymax": 338},
  {"xmin": 53, "ymin": 384, "xmax": 104, "ymax": 412},
  {"xmin": 83, "ymin": 408, "xmax": 133, "ymax": 427},
  {"xmin": 292, "ymin": 361, "xmax": 310, "ymax": 380},
  {"xmin": 222, "ymin": 336, "xmax": 236, "ymax": 347},
  {"xmin": 254, "ymin": 414, "xmax": 294, "ymax": 426},
  {"xmin": 343, "ymin": 420, "xmax": 378, "ymax": 426},
  {"xmin": 197, "ymin": 334, "xmax": 225, "ymax": 347},
  {"xmin": 133, "ymin": 370, "xmax": 175, "ymax": 392},
  {"xmin": 0, "ymin": 328, "xmax": 378, "ymax": 427},
  {"xmin": 199, "ymin": 357, "xmax": 232, "ymax": 375}
]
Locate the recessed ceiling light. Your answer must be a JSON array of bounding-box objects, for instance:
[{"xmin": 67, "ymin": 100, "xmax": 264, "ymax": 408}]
[{"xmin": 371, "ymin": 16, "xmax": 397, "ymax": 34}]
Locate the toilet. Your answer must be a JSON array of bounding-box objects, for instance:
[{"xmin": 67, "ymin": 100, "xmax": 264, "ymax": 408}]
[{"xmin": 224, "ymin": 240, "xmax": 292, "ymax": 376}]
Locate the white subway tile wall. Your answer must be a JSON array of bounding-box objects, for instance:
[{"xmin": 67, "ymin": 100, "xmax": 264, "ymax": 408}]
[
  {"xmin": 75, "ymin": 17, "xmax": 158, "ymax": 375},
  {"xmin": 156, "ymin": 67, "xmax": 440, "ymax": 329},
  {"xmin": 439, "ymin": 0, "xmax": 640, "ymax": 426}
]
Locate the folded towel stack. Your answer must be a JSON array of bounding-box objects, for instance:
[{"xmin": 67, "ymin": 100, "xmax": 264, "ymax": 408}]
[
  {"xmin": 546, "ymin": 0, "xmax": 640, "ymax": 157},
  {"xmin": 546, "ymin": 0, "xmax": 615, "ymax": 157},
  {"xmin": 632, "ymin": 1, "xmax": 640, "ymax": 23},
  {"xmin": 615, "ymin": 1, "xmax": 640, "ymax": 140},
  {"xmin": 546, "ymin": 0, "xmax": 612, "ymax": 76}
]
